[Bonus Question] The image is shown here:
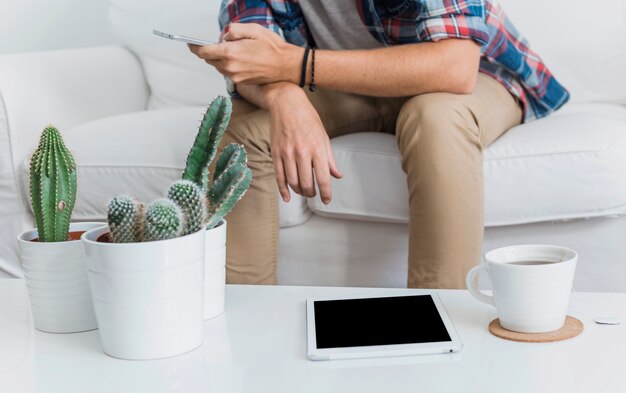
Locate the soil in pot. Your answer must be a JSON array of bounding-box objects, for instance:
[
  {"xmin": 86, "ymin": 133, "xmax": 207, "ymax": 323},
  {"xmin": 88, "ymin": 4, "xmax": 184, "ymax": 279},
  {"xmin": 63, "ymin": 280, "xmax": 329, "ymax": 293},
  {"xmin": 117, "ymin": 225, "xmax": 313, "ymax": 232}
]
[
  {"xmin": 96, "ymin": 233, "xmax": 113, "ymax": 243},
  {"xmin": 31, "ymin": 231, "xmax": 86, "ymax": 242}
]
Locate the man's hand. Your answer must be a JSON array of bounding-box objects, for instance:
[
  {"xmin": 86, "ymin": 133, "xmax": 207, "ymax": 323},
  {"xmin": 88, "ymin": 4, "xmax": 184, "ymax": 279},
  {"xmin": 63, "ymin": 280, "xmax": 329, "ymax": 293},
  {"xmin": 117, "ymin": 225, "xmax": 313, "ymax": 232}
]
[
  {"xmin": 188, "ymin": 23, "xmax": 301, "ymax": 85},
  {"xmin": 263, "ymin": 84, "xmax": 342, "ymax": 204}
]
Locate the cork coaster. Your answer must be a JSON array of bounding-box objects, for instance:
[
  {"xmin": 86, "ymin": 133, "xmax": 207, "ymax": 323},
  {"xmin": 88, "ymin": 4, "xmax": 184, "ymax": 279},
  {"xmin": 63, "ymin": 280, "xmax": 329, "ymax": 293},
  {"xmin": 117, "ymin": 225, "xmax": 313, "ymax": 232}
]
[{"xmin": 488, "ymin": 316, "xmax": 584, "ymax": 343}]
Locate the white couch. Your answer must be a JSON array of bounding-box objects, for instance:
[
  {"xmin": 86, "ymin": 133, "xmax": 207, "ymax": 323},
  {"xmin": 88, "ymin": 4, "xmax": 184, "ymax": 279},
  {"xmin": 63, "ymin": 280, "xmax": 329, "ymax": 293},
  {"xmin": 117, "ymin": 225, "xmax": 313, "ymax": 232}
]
[{"xmin": 1, "ymin": 0, "xmax": 626, "ymax": 291}]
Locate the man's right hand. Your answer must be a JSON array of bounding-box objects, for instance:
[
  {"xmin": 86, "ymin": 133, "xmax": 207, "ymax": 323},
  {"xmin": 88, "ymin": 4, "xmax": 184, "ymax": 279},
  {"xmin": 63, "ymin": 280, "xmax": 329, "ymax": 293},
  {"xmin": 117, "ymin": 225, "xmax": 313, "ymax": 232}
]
[{"xmin": 264, "ymin": 83, "xmax": 342, "ymax": 205}]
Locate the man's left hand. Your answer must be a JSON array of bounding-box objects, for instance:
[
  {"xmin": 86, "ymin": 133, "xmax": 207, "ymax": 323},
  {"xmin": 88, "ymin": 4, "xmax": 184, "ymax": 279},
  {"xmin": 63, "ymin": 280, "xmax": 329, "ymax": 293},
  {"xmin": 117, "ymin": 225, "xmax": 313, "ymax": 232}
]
[{"xmin": 188, "ymin": 23, "xmax": 301, "ymax": 85}]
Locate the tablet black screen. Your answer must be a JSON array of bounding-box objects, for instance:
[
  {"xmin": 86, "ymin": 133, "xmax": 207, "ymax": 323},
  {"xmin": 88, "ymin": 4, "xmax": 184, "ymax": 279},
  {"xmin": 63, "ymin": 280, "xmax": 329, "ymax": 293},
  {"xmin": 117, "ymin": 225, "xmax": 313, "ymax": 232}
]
[{"xmin": 313, "ymin": 295, "xmax": 452, "ymax": 349}]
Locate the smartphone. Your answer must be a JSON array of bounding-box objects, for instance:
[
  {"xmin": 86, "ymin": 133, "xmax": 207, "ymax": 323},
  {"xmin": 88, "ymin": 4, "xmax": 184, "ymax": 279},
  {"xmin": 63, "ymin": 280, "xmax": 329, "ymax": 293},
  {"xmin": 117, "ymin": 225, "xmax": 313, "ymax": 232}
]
[{"xmin": 153, "ymin": 30, "xmax": 215, "ymax": 46}]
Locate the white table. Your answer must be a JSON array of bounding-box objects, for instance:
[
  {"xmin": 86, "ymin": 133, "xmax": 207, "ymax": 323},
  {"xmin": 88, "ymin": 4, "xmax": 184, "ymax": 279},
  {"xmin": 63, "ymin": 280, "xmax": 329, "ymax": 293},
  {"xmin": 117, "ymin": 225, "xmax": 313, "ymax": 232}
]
[{"xmin": 1, "ymin": 279, "xmax": 625, "ymax": 393}]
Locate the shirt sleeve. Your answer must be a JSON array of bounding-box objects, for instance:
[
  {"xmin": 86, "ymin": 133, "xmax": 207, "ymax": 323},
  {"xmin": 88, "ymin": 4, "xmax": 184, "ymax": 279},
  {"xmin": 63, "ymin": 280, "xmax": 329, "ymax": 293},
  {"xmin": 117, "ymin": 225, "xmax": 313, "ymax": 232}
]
[
  {"xmin": 218, "ymin": 0, "xmax": 285, "ymax": 97},
  {"xmin": 219, "ymin": 0, "xmax": 284, "ymax": 39},
  {"xmin": 415, "ymin": 0, "xmax": 489, "ymax": 46}
]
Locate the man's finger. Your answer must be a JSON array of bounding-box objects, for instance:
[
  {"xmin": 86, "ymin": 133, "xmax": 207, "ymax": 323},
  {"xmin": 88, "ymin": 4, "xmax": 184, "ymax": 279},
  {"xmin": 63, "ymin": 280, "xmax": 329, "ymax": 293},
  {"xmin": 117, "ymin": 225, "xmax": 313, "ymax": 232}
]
[
  {"xmin": 283, "ymin": 154, "xmax": 302, "ymax": 195},
  {"xmin": 297, "ymin": 155, "xmax": 316, "ymax": 198},
  {"xmin": 188, "ymin": 43, "xmax": 226, "ymax": 60},
  {"xmin": 326, "ymin": 144, "xmax": 343, "ymax": 179},
  {"xmin": 223, "ymin": 22, "xmax": 263, "ymax": 42},
  {"xmin": 274, "ymin": 157, "xmax": 291, "ymax": 202},
  {"xmin": 188, "ymin": 43, "xmax": 200, "ymax": 55},
  {"xmin": 313, "ymin": 156, "xmax": 332, "ymax": 204}
]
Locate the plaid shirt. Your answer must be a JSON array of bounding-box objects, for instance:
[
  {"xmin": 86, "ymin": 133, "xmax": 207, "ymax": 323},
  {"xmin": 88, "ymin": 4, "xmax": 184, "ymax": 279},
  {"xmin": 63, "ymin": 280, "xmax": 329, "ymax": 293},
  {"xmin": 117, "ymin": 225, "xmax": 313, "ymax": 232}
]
[{"xmin": 219, "ymin": 0, "xmax": 569, "ymax": 122}]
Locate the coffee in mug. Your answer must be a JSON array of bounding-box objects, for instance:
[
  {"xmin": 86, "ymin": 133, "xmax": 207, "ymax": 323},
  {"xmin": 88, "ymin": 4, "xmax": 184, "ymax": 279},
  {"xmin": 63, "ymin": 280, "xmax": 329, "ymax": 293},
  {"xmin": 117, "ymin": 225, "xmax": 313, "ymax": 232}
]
[{"xmin": 465, "ymin": 245, "xmax": 577, "ymax": 333}]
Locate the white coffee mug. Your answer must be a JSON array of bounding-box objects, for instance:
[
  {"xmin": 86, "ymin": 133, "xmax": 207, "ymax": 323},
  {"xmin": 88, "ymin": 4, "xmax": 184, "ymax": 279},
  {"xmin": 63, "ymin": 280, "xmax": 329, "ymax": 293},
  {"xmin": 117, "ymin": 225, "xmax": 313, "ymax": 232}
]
[{"xmin": 466, "ymin": 245, "xmax": 577, "ymax": 333}]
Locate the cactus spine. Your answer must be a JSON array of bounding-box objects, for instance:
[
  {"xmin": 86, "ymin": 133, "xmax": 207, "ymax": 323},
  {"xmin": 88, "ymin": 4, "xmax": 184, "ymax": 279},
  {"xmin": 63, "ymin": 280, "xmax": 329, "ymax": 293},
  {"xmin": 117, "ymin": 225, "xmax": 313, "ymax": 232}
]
[
  {"xmin": 167, "ymin": 180, "xmax": 207, "ymax": 235},
  {"xmin": 107, "ymin": 195, "xmax": 144, "ymax": 243},
  {"xmin": 144, "ymin": 199, "xmax": 184, "ymax": 242},
  {"xmin": 29, "ymin": 126, "xmax": 77, "ymax": 242}
]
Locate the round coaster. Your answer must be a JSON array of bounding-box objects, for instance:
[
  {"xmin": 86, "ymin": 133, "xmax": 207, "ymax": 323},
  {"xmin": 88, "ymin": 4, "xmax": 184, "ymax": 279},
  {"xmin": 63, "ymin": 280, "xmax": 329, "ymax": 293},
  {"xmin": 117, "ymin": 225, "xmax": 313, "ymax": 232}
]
[{"xmin": 488, "ymin": 316, "xmax": 584, "ymax": 343}]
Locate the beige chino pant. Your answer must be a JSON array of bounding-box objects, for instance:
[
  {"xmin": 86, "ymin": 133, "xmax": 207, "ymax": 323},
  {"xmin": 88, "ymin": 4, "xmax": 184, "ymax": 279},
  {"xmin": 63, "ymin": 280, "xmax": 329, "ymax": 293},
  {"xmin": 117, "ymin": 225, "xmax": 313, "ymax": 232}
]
[{"xmin": 214, "ymin": 73, "xmax": 523, "ymax": 289}]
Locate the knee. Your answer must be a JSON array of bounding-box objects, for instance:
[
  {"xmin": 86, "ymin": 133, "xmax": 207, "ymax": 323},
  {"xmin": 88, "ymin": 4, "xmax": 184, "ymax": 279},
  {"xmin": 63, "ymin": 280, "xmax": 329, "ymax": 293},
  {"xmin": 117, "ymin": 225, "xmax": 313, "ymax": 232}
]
[
  {"xmin": 395, "ymin": 93, "xmax": 480, "ymax": 154},
  {"xmin": 222, "ymin": 99, "xmax": 271, "ymax": 155}
]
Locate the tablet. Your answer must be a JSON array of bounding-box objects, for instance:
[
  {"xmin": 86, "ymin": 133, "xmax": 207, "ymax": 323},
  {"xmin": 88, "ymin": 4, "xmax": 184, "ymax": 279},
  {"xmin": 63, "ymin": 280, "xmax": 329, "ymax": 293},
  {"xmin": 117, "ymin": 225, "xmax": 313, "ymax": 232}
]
[{"xmin": 306, "ymin": 293, "xmax": 462, "ymax": 361}]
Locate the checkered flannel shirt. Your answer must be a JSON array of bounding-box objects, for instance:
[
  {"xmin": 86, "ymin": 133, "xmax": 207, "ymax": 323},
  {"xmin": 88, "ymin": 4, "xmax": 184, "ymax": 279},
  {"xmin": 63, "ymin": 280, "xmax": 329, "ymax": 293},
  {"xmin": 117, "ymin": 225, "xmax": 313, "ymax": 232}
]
[{"xmin": 219, "ymin": 0, "xmax": 569, "ymax": 122}]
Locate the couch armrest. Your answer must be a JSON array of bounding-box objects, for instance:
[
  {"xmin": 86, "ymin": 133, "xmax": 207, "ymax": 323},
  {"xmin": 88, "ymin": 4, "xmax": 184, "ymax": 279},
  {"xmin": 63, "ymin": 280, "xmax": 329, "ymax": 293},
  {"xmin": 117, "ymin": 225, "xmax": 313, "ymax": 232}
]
[{"xmin": 0, "ymin": 45, "xmax": 148, "ymax": 278}]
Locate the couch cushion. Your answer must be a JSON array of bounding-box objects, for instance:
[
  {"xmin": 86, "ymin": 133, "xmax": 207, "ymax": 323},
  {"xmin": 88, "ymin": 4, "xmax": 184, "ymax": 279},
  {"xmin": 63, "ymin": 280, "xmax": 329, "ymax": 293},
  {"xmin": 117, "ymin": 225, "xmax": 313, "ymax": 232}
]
[
  {"xmin": 308, "ymin": 103, "xmax": 626, "ymax": 226},
  {"xmin": 20, "ymin": 108, "xmax": 311, "ymax": 229},
  {"xmin": 108, "ymin": 0, "xmax": 226, "ymax": 109},
  {"xmin": 497, "ymin": 0, "xmax": 626, "ymax": 105}
]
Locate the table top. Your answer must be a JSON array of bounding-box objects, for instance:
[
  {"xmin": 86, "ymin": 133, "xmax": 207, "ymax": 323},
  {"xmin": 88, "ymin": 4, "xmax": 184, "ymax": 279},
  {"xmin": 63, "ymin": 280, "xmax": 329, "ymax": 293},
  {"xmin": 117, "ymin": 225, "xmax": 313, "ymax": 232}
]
[{"xmin": 1, "ymin": 279, "xmax": 625, "ymax": 393}]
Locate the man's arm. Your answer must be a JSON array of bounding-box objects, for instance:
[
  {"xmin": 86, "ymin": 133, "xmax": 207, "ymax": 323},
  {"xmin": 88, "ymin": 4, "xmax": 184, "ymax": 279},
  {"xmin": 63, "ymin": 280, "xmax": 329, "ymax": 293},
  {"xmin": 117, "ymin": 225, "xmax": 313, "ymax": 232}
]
[
  {"xmin": 191, "ymin": 23, "xmax": 481, "ymax": 97},
  {"xmin": 229, "ymin": 81, "xmax": 343, "ymax": 204},
  {"xmin": 302, "ymin": 40, "xmax": 481, "ymax": 96}
]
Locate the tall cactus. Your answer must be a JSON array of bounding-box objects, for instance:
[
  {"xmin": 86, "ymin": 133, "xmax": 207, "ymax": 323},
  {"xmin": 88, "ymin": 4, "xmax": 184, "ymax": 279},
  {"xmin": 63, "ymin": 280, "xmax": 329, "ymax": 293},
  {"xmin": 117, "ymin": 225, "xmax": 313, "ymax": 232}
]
[
  {"xmin": 167, "ymin": 180, "xmax": 207, "ymax": 236},
  {"xmin": 144, "ymin": 199, "xmax": 184, "ymax": 242},
  {"xmin": 182, "ymin": 96, "xmax": 252, "ymax": 229},
  {"xmin": 182, "ymin": 96, "xmax": 232, "ymax": 192},
  {"xmin": 29, "ymin": 126, "xmax": 77, "ymax": 242},
  {"xmin": 107, "ymin": 195, "xmax": 144, "ymax": 243}
]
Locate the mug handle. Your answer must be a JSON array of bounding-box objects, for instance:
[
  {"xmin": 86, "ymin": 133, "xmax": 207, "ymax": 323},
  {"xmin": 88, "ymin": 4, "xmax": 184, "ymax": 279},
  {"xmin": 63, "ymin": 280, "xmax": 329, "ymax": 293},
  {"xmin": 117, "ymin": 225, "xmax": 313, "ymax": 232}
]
[{"xmin": 465, "ymin": 265, "xmax": 494, "ymax": 306}]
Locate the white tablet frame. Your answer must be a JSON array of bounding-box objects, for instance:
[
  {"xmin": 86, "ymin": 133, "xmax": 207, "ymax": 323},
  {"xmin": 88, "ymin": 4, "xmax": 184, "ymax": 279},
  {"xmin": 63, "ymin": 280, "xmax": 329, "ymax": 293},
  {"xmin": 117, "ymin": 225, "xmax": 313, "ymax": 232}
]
[{"xmin": 306, "ymin": 292, "xmax": 463, "ymax": 361}]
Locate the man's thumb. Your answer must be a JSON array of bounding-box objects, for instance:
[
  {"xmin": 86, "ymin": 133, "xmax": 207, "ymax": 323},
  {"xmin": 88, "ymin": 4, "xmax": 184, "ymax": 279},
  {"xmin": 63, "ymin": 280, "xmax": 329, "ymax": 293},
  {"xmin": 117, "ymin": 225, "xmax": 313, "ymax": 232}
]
[{"xmin": 223, "ymin": 22, "xmax": 259, "ymax": 42}]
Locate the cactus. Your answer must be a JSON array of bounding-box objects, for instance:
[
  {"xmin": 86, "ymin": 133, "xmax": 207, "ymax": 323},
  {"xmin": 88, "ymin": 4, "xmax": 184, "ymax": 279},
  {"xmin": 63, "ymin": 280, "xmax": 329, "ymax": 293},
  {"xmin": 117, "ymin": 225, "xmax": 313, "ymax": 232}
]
[
  {"xmin": 167, "ymin": 180, "xmax": 207, "ymax": 235},
  {"xmin": 214, "ymin": 143, "xmax": 248, "ymax": 180},
  {"xmin": 181, "ymin": 96, "xmax": 252, "ymax": 229},
  {"xmin": 107, "ymin": 195, "xmax": 144, "ymax": 243},
  {"xmin": 104, "ymin": 96, "xmax": 251, "ymax": 243},
  {"xmin": 206, "ymin": 163, "xmax": 252, "ymax": 229},
  {"xmin": 144, "ymin": 199, "xmax": 184, "ymax": 242},
  {"xmin": 29, "ymin": 126, "xmax": 77, "ymax": 242},
  {"xmin": 182, "ymin": 96, "xmax": 232, "ymax": 192}
]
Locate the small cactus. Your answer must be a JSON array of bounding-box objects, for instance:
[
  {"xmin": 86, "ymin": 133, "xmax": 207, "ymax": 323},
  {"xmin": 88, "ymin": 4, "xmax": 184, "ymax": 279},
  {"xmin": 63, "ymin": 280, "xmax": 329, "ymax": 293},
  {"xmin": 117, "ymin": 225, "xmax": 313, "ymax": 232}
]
[
  {"xmin": 107, "ymin": 195, "xmax": 144, "ymax": 243},
  {"xmin": 144, "ymin": 199, "xmax": 184, "ymax": 242},
  {"xmin": 29, "ymin": 126, "xmax": 77, "ymax": 242},
  {"xmin": 167, "ymin": 180, "xmax": 207, "ymax": 236}
]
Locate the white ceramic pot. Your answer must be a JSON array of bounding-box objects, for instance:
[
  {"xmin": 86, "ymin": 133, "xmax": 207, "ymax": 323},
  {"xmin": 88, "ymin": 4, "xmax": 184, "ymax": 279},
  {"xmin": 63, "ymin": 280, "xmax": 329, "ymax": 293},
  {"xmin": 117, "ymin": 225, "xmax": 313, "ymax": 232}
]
[
  {"xmin": 204, "ymin": 220, "xmax": 226, "ymax": 320},
  {"xmin": 82, "ymin": 226, "xmax": 205, "ymax": 360},
  {"xmin": 17, "ymin": 222, "xmax": 104, "ymax": 333}
]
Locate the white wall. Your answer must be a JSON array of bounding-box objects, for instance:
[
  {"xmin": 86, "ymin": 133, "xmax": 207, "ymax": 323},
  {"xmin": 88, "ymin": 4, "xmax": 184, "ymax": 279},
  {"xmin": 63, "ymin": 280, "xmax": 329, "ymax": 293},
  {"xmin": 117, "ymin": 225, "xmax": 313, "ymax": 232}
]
[{"xmin": 0, "ymin": 0, "xmax": 117, "ymax": 54}]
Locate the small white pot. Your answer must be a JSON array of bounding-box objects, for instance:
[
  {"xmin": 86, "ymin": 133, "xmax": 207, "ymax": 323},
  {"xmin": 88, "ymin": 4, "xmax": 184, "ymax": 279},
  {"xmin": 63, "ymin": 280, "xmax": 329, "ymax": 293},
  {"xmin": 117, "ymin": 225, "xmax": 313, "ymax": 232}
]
[
  {"xmin": 82, "ymin": 226, "xmax": 205, "ymax": 360},
  {"xmin": 204, "ymin": 220, "xmax": 226, "ymax": 320},
  {"xmin": 17, "ymin": 222, "xmax": 104, "ymax": 334}
]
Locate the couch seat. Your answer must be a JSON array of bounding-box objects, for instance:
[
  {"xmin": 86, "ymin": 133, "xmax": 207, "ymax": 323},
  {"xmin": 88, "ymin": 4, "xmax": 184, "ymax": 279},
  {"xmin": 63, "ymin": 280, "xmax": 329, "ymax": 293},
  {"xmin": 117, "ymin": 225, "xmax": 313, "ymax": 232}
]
[{"xmin": 308, "ymin": 103, "xmax": 626, "ymax": 226}]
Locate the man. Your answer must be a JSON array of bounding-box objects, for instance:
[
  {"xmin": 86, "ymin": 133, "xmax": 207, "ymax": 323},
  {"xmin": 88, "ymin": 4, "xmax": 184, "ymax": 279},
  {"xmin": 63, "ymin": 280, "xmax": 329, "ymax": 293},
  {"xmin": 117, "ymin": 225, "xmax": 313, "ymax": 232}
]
[{"xmin": 190, "ymin": 0, "xmax": 569, "ymax": 288}]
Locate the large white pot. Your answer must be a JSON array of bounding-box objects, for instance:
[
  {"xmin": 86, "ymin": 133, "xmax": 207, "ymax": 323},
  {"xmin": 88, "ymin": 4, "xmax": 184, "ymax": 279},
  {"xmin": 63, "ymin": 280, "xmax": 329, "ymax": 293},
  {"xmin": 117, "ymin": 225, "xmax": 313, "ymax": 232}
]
[
  {"xmin": 17, "ymin": 222, "xmax": 104, "ymax": 333},
  {"xmin": 82, "ymin": 226, "xmax": 205, "ymax": 360},
  {"xmin": 204, "ymin": 220, "xmax": 226, "ymax": 320}
]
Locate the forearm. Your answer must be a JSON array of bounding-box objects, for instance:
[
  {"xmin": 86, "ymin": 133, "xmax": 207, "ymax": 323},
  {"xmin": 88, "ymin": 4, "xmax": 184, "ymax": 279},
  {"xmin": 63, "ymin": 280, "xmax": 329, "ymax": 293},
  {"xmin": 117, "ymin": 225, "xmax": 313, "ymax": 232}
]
[
  {"xmin": 301, "ymin": 39, "xmax": 481, "ymax": 97},
  {"xmin": 236, "ymin": 82, "xmax": 301, "ymax": 110}
]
